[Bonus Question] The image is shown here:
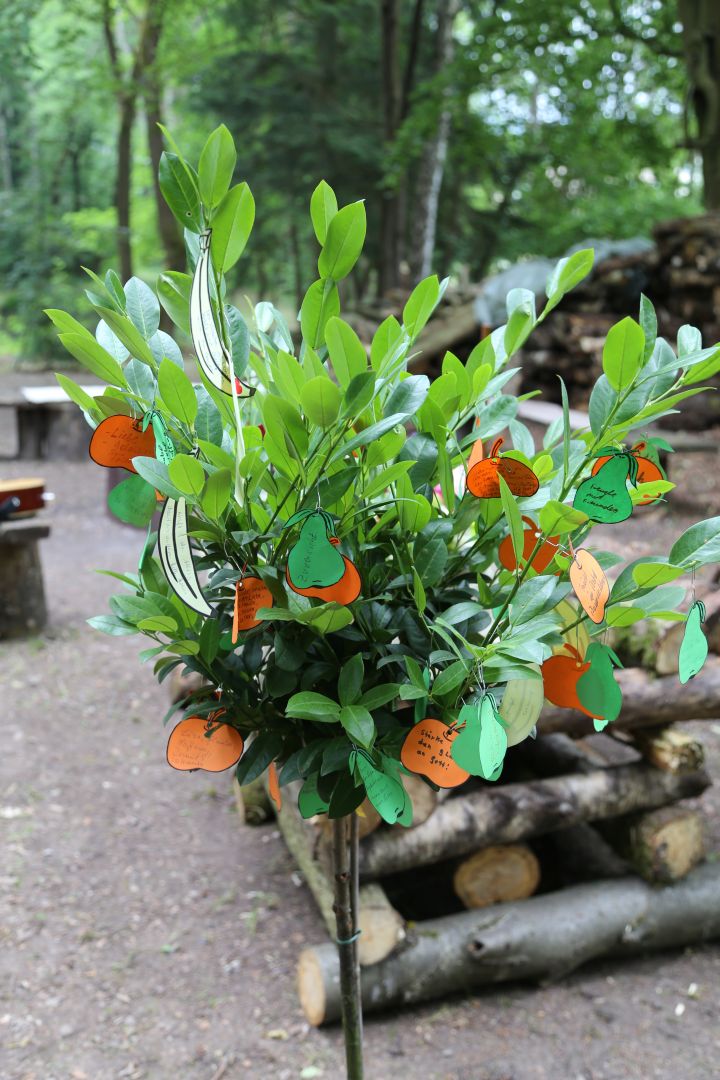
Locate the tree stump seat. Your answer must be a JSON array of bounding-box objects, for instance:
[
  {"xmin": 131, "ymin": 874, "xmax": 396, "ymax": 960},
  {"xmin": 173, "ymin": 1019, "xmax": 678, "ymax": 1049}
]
[{"xmin": 0, "ymin": 518, "xmax": 51, "ymax": 638}]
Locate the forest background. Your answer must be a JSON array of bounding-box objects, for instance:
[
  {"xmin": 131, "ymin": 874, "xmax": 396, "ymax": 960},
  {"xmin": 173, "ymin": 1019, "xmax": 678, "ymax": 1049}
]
[{"xmin": 1, "ymin": 0, "xmax": 717, "ymax": 360}]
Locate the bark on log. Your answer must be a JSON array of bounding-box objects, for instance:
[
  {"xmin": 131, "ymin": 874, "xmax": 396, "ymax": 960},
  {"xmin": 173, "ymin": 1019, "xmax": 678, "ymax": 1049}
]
[
  {"xmin": 274, "ymin": 782, "xmax": 404, "ymax": 966},
  {"xmin": 403, "ymin": 773, "xmax": 439, "ymax": 827},
  {"xmin": 298, "ymin": 861, "xmax": 720, "ymax": 1024},
  {"xmin": 538, "ymin": 658, "xmax": 720, "ymax": 737},
  {"xmin": 632, "ymin": 725, "xmax": 705, "ymax": 774},
  {"xmin": 452, "ymin": 844, "xmax": 540, "ymax": 909},
  {"xmin": 602, "ymin": 806, "xmax": 706, "ymax": 884},
  {"xmin": 358, "ymin": 762, "xmax": 711, "ymax": 879}
]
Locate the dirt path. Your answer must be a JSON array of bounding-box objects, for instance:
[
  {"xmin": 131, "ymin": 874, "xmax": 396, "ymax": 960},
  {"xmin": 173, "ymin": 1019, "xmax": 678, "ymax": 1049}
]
[{"xmin": 2, "ymin": 458, "xmax": 720, "ymax": 1080}]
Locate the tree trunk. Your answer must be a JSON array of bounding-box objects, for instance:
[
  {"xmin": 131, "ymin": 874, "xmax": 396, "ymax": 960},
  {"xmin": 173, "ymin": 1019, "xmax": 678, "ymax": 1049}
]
[
  {"xmin": 409, "ymin": 0, "xmax": 458, "ymax": 281},
  {"xmin": 378, "ymin": 0, "xmax": 401, "ymax": 294},
  {"xmin": 679, "ymin": 0, "xmax": 720, "ymax": 209},
  {"xmin": 298, "ymin": 861, "xmax": 720, "ymax": 1023},
  {"xmin": 145, "ymin": 78, "xmax": 185, "ymax": 271},
  {"xmin": 116, "ymin": 94, "xmax": 135, "ymax": 282},
  {"xmin": 538, "ymin": 657, "xmax": 720, "ymax": 737},
  {"xmin": 331, "ymin": 817, "xmax": 364, "ymax": 1078},
  {"xmin": 358, "ymin": 762, "xmax": 710, "ymax": 879}
]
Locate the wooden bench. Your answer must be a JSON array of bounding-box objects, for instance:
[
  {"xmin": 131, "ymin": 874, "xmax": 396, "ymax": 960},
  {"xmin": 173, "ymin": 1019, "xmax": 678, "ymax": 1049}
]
[
  {"xmin": 0, "ymin": 518, "xmax": 51, "ymax": 638},
  {"xmin": 0, "ymin": 385, "xmax": 99, "ymax": 460}
]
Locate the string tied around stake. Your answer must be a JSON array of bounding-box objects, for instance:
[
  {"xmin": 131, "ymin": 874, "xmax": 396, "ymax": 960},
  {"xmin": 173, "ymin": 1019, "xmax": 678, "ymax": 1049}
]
[{"xmin": 336, "ymin": 929, "xmax": 362, "ymax": 945}]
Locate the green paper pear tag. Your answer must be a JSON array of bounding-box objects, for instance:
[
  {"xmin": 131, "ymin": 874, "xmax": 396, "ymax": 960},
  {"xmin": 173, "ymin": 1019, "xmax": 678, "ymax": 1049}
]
[
  {"xmin": 107, "ymin": 474, "xmax": 157, "ymax": 527},
  {"xmin": 354, "ymin": 751, "xmax": 407, "ymax": 824},
  {"xmin": 478, "ymin": 694, "xmax": 507, "ymax": 780},
  {"xmin": 573, "ymin": 453, "xmax": 636, "ymax": 523},
  {"xmin": 298, "ymin": 772, "xmax": 330, "ymax": 818},
  {"xmin": 679, "ymin": 601, "xmax": 708, "ymax": 685},
  {"xmin": 287, "ymin": 509, "xmax": 346, "ymax": 589},
  {"xmin": 576, "ymin": 642, "xmax": 623, "ymax": 730},
  {"xmin": 451, "ymin": 696, "xmax": 507, "ymax": 781},
  {"xmin": 150, "ymin": 413, "xmax": 176, "ymax": 465}
]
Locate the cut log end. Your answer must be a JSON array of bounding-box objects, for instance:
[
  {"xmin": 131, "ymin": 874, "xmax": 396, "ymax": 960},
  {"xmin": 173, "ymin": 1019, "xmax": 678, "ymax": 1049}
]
[
  {"xmin": 625, "ymin": 807, "xmax": 706, "ymax": 883},
  {"xmin": 453, "ymin": 844, "xmax": 540, "ymax": 909},
  {"xmin": 357, "ymin": 882, "xmax": 405, "ymax": 965},
  {"xmin": 298, "ymin": 947, "xmax": 332, "ymax": 1027},
  {"xmin": 632, "ymin": 726, "xmax": 705, "ymax": 774}
]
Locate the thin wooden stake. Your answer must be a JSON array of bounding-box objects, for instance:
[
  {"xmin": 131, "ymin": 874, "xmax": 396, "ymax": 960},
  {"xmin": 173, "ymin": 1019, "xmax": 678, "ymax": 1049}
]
[{"xmin": 332, "ymin": 816, "xmax": 364, "ymax": 1079}]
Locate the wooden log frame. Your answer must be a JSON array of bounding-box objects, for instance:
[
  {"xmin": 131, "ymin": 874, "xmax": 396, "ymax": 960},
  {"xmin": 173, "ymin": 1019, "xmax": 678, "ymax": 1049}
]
[
  {"xmin": 273, "ymin": 781, "xmax": 405, "ymax": 966},
  {"xmin": 358, "ymin": 761, "xmax": 711, "ymax": 880},
  {"xmin": 298, "ymin": 861, "xmax": 720, "ymax": 1025},
  {"xmin": 538, "ymin": 658, "xmax": 720, "ymax": 737}
]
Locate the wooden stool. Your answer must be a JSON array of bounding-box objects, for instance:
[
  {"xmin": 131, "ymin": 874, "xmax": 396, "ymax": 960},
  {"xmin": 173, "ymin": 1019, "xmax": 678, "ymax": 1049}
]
[{"xmin": 0, "ymin": 519, "xmax": 51, "ymax": 637}]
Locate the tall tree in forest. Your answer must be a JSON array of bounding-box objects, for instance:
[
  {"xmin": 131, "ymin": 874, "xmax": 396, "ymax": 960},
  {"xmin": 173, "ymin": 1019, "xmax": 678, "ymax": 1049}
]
[
  {"xmin": 677, "ymin": 0, "xmax": 720, "ymax": 209},
  {"xmin": 102, "ymin": 0, "xmax": 169, "ymax": 280}
]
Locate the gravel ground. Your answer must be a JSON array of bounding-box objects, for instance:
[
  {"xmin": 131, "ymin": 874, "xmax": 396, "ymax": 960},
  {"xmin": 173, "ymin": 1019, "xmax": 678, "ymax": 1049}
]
[{"xmin": 2, "ymin": 453, "xmax": 720, "ymax": 1080}]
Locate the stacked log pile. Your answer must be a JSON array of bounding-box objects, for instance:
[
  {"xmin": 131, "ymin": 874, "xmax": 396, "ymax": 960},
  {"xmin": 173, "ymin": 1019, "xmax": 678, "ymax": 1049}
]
[
  {"xmin": 261, "ymin": 654, "xmax": 720, "ymax": 1024},
  {"xmin": 517, "ymin": 214, "xmax": 720, "ymax": 426}
]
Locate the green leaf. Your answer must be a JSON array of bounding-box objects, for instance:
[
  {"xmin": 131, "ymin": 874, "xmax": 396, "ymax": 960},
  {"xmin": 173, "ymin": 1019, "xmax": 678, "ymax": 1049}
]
[
  {"xmin": 168, "ymin": 454, "xmax": 205, "ymax": 497},
  {"xmin": 342, "ymin": 370, "xmax": 376, "ymax": 417},
  {"xmin": 234, "ymin": 731, "xmax": 283, "ymax": 786},
  {"xmin": 300, "ymin": 376, "xmax": 341, "ymax": 427},
  {"xmin": 87, "ymin": 614, "xmax": 136, "ymax": 636},
  {"xmin": 158, "ymin": 357, "xmax": 198, "ymax": 426},
  {"xmin": 639, "ymin": 294, "xmax": 657, "ymax": 362},
  {"xmin": 602, "ymin": 317, "xmax": 645, "ymax": 391},
  {"xmin": 107, "ymin": 475, "xmax": 157, "ymax": 526},
  {"xmin": 358, "ymin": 684, "xmax": 400, "ymax": 710},
  {"xmin": 432, "ymin": 660, "xmax": 467, "ymax": 698},
  {"xmin": 331, "ymin": 414, "xmax": 406, "ymax": 462},
  {"xmin": 538, "ymin": 500, "xmax": 588, "ymax": 536},
  {"xmin": 198, "ymin": 124, "xmax": 236, "ymax": 209},
  {"xmin": 412, "ymin": 568, "xmax": 427, "ymax": 614},
  {"xmin": 396, "ymin": 478, "xmax": 432, "ymax": 533},
  {"xmin": 631, "ymin": 562, "xmax": 686, "ymax": 588},
  {"xmin": 137, "ymin": 615, "xmax": 179, "ymax": 634},
  {"xmin": 158, "ymin": 272, "xmax": 192, "ymax": 336},
  {"xmin": 296, "ymin": 604, "xmax": 354, "ymax": 633},
  {"xmin": 57, "ymin": 333, "xmax": 126, "ymax": 386},
  {"xmin": 498, "ymin": 475, "xmax": 524, "ymax": 568},
  {"xmin": 159, "ymin": 151, "xmax": 201, "ymax": 232},
  {"xmin": 300, "ymin": 278, "xmax": 340, "ymax": 349},
  {"xmin": 195, "ymin": 386, "xmax": 223, "ymax": 444},
  {"xmin": 544, "ymin": 248, "xmax": 594, "ymax": 313},
  {"xmin": 92, "ymin": 306, "xmax": 156, "ymax": 368},
  {"xmin": 124, "ymin": 277, "xmax": 160, "ymax": 340},
  {"xmin": 46, "ymin": 308, "xmax": 93, "ymax": 337},
  {"xmin": 338, "ymin": 654, "xmax": 364, "ymax": 706},
  {"xmin": 403, "ymin": 275, "xmax": 440, "ymax": 339},
  {"xmin": 317, "ymin": 201, "xmax": 366, "ymax": 280},
  {"xmin": 55, "ymin": 373, "xmax": 98, "ymax": 415},
  {"xmin": 414, "ymin": 537, "xmax": 448, "ymax": 587},
  {"xmin": 385, "ymin": 374, "xmax": 429, "ymax": 419},
  {"xmin": 325, "ymin": 317, "xmax": 367, "ymax": 387},
  {"xmin": 339, "ymin": 705, "xmax": 375, "ymax": 748},
  {"xmin": 371, "ymin": 315, "xmax": 406, "ymax": 372},
  {"xmin": 670, "ymin": 517, "xmax": 720, "ymax": 568},
  {"xmin": 210, "ymin": 183, "xmax": 255, "ymax": 272},
  {"xmin": 132, "ymin": 456, "xmax": 185, "ymax": 500},
  {"xmin": 310, "ymin": 180, "xmax": 338, "ymax": 245},
  {"xmin": 226, "ymin": 305, "xmax": 250, "ymax": 378},
  {"xmin": 285, "ymin": 691, "xmax": 340, "ymax": 721},
  {"xmin": 201, "ymin": 467, "xmax": 232, "ymax": 519}
]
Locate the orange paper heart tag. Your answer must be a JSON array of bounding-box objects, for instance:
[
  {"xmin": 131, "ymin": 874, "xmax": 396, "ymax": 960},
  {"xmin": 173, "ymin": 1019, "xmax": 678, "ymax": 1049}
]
[
  {"xmin": 400, "ymin": 718, "xmax": 470, "ymax": 789},
  {"xmin": 268, "ymin": 761, "xmax": 282, "ymax": 811},
  {"xmin": 232, "ymin": 576, "xmax": 273, "ymax": 641},
  {"xmin": 166, "ymin": 715, "xmax": 244, "ymax": 772},
  {"xmin": 569, "ymin": 546, "xmax": 609, "ymax": 625}
]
